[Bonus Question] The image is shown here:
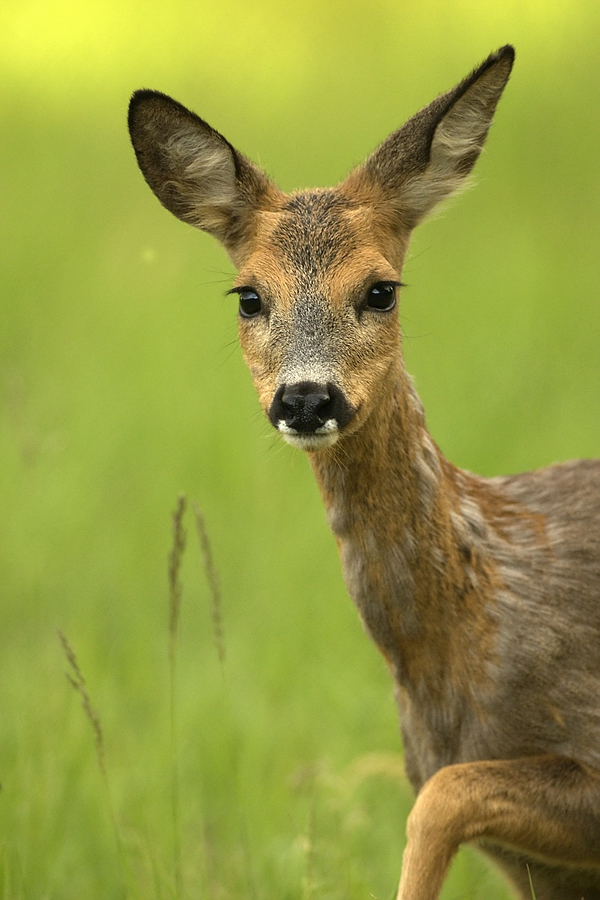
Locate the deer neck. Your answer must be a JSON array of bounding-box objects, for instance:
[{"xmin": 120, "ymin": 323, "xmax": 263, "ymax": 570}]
[{"xmin": 307, "ymin": 366, "xmax": 498, "ymax": 696}]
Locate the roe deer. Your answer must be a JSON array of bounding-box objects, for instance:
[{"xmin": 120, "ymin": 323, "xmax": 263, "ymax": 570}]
[{"xmin": 128, "ymin": 46, "xmax": 600, "ymax": 900}]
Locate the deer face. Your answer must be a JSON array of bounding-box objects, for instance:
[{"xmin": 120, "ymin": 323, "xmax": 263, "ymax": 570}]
[
  {"xmin": 232, "ymin": 191, "xmax": 405, "ymax": 450},
  {"xmin": 128, "ymin": 48, "xmax": 513, "ymax": 451}
]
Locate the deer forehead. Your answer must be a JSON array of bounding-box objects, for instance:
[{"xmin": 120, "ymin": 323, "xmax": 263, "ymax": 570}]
[{"xmin": 235, "ymin": 189, "xmax": 402, "ymax": 310}]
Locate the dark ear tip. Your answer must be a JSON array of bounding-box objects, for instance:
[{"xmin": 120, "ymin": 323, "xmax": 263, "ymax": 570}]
[
  {"xmin": 497, "ymin": 44, "xmax": 515, "ymax": 58},
  {"xmin": 467, "ymin": 45, "xmax": 514, "ymax": 90},
  {"xmin": 128, "ymin": 89, "xmax": 162, "ymax": 131},
  {"xmin": 127, "ymin": 89, "xmax": 192, "ymax": 132},
  {"xmin": 129, "ymin": 88, "xmax": 178, "ymax": 108},
  {"xmin": 493, "ymin": 44, "xmax": 516, "ymax": 69}
]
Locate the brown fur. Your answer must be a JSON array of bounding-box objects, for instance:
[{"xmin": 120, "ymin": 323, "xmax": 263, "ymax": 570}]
[{"xmin": 129, "ymin": 45, "xmax": 600, "ymax": 900}]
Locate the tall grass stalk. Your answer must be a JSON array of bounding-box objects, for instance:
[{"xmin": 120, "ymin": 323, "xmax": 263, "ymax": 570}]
[
  {"xmin": 193, "ymin": 503, "xmax": 225, "ymax": 674},
  {"xmin": 168, "ymin": 495, "xmax": 187, "ymax": 899},
  {"xmin": 57, "ymin": 630, "xmax": 139, "ymax": 899},
  {"xmin": 193, "ymin": 503, "xmax": 257, "ymax": 900}
]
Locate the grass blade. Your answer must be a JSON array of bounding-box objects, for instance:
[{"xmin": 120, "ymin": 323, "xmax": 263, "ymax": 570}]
[
  {"xmin": 168, "ymin": 495, "xmax": 187, "ymax": 899},
  {"xmin": 58, "ymin": 630, "xmax": 139, "ymax": 898},
  {"xmin": 193, "ymin": 503, "xmax": 225, "ymax": 672}
]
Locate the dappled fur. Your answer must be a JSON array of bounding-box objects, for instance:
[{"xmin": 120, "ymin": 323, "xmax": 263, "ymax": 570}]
[{"xmin": 129, "ymin": 45, "xmax": 600, "ymax": 900}]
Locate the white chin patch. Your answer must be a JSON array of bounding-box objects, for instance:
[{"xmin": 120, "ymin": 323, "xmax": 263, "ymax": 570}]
[{"xmin": 278, "ymin": 419, "xmax": 340, "ymax": 450}]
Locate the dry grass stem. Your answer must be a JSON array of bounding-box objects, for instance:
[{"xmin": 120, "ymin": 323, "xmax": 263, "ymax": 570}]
[
  {"xmin": 57, "ymin": 630, "xmax": 139, "ymax": 897},
  {"xmin": 167, "ymin": 494, "xmax": 187, "ymax": 899},
  {"xmin": 193, "ymin": 502, "xmax": 225, "ymax": 667},
  {"xmin": 58, "ymin": 629, "xmax": 105, "ymax": 767},
  {"xmin": 168, "ymin": 494, "xmax": 187, "ymax": 652}
]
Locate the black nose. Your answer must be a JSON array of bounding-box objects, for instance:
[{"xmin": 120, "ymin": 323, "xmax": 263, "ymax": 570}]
[
  {"xmin": 269, "ymin": 381, "xmax": 353, "ymax": 433},
  {"xmin": 281, "ymin": 386, "xmax": 331, "ymax": 432}
]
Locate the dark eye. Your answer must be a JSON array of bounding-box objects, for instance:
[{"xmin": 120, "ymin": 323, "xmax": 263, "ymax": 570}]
[
  {"xmin": 366, "ymin": 282, "xmax": 397, "ymax": 311},
  {"xmin": 238, "ymin": 289, "xmax": 261, "ymax": 318}
]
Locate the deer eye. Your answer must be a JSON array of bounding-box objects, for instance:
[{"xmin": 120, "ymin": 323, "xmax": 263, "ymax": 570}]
[
  {"xmin": 366, "ymin": 282, "xmax": 398, "ymax": 311},
  {"xmin": 238, "ymin": 289, "xmax": 262, "ymax": 318}
]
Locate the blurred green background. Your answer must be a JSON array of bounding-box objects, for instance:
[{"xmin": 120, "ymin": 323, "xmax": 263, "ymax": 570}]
[{"xmin": 1, "ymin": 1, "xmax": 600, "ymax": 897}]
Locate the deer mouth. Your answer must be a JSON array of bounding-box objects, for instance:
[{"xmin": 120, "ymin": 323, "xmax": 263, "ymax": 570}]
[{"xmin": 277, "ymin": 418, "xmax": 341, "ymax": 450}]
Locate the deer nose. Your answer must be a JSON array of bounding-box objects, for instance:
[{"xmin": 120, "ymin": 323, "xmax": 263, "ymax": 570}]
[
  {"xmin": 280, "ymin": 384, "xmax": 332, "ymax": 433},
  {"xmin": 269, "ymin": 381, "xmax": 354, "ymax": 435}
]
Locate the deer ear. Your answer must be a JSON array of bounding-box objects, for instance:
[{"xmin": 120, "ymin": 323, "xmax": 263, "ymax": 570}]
[
  {"xmin": 349, "ymin": 45, "xmax": 515, "ymax": 228},
  {"xmin": 128, "ymin": 90, "xmax": 276, "ymax": 260}
]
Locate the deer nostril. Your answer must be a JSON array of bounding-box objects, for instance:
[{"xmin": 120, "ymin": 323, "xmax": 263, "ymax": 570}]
[
  {"xmin": 282, "ymin": 389, "xmax": 331, "ymax": 431},
  {"xmin": 282, "ymin": 389, "xmax": 330, "ymax": 417}
]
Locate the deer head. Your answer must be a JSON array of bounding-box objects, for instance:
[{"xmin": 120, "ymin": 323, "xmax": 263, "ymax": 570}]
[{"xmin": 128, "ymin": 46, "xmax": 514, "ymax": 452}]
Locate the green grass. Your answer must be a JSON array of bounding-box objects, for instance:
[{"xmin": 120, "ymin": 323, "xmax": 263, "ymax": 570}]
[
  {"xmin": 48, "ymin": 501, "xmax": 416, "ymax": 900},
  {"xmin": 45, "ymin": 500, "xmax": 513, "ymax": 900},
  {"xmin": 2, "ymin": 1, "xmax": 600, "ymax": 897}
]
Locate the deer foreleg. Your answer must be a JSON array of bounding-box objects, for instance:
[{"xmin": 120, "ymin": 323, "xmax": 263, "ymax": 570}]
[{"xmin": 397, "ymin": 755, "xmax": 600, "ymax": 900}]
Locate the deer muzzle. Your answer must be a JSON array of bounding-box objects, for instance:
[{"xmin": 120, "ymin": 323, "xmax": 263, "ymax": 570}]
[{"xmin": 269, "ymin": 381, "xmax": 354, "ymax": 450}]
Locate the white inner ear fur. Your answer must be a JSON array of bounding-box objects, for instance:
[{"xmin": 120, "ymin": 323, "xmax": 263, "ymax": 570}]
[
  {"xmin": 164, "ymin": 125, "xmax": 241, "ymax": 233},
  {"xmin": 401, "ymin": 68, "xmax": 505, "ymax": 223},
  {"xmin": 429, "ymin": 70, "xmax": 503, "ymax": 173}
]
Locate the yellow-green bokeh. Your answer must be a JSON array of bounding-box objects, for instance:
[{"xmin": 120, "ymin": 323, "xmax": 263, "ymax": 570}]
[{"xmin": 1, "ymin": 2, "xmax": 599, "ymax": 897}]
